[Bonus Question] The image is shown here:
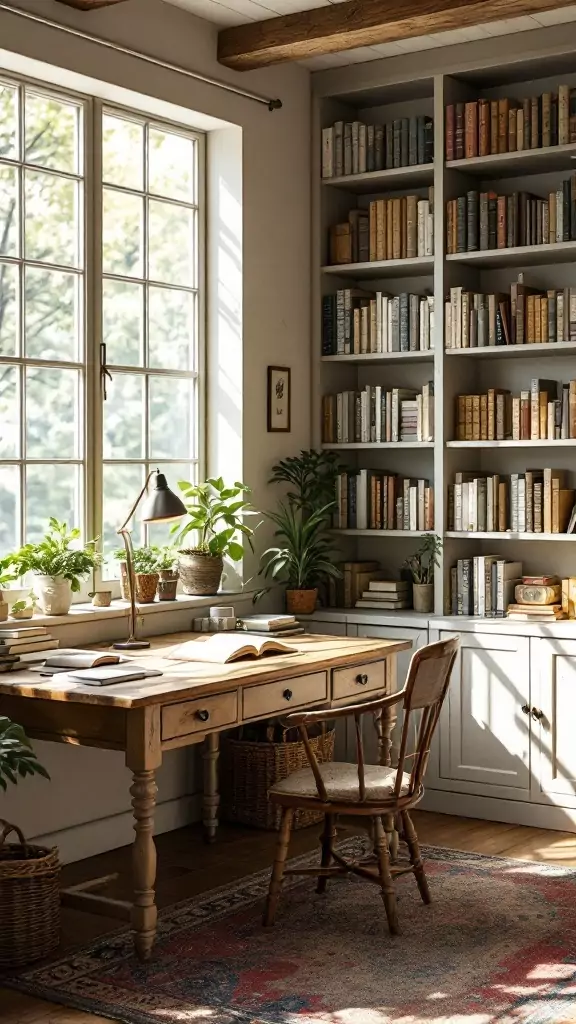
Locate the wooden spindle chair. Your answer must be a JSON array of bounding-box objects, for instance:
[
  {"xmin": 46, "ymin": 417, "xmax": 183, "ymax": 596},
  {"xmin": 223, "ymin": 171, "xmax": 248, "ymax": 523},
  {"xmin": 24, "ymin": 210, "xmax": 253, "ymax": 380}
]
[{"xmin": 263, "ymin": 636, "xmax": 459, "ymax": 935}]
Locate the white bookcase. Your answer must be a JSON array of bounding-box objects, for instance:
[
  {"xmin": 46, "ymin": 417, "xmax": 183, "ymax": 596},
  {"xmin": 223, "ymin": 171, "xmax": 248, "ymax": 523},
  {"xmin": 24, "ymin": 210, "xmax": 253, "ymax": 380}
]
[{"xmin": 312, "ymin": 41, "xmax": 576, "ymax": 619}]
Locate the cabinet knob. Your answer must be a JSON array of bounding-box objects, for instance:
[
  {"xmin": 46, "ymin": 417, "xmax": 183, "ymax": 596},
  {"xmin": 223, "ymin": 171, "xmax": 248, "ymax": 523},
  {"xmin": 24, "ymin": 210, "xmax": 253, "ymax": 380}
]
[
  {"xmin": 356, "ymin": 673, "xmax": 369, "ymax": 686},
  {"xmin": 531, "ymin": 707, "xmax": 544, "ymax": 722},
  {"xmin": 196, "ymin": 709, "xmax": 210, "ymax": 722},
  {"xmin": 283, "ymin": 688, "xmax": 293, "ymax": 701},
  {"xmin": 521, "ymin": 704, "xmax": 530, "ymax": 716}
]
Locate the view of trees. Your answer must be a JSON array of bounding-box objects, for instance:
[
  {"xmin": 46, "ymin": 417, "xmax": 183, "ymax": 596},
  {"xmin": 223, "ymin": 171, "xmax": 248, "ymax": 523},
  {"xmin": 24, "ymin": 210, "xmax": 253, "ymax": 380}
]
[{"xmin": 0, "ymin": 80, "xmax": 199, "ymax": 575}]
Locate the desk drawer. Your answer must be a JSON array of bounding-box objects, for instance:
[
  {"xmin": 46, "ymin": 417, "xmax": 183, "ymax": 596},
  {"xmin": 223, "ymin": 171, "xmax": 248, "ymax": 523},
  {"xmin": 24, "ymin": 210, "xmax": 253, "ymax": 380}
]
[
  {"xmin": 332, "ymin": 660, "xmax": 386, "ymax": 702},
  {"xmin": 242, "ymin": 671, "xmax": 327, "ymax": 721},
  {"xmin": 162, "ymin": 690, "xmax": 238, "ymax": 741}
]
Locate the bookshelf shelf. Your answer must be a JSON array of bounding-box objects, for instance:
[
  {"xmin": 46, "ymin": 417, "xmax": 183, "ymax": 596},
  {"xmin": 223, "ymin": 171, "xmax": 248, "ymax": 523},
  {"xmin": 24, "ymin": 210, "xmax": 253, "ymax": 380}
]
[
  {"xmin": 446, "ymin": 241, "xmax": 576, "ymax": 269},
  {"xmin": 322, "ymin": 163, "xmax": 434, "ymax": 194},
  {"xmin": 321, "ymin": 442, "xmax": 434, "ymax": 450},
  {"xmin": 445, "ymin": 531, "xmax": 576, "ymax": 542},
  {"xmin": 321, "ymin": 256, "xmax": 434, "ymax": 280},
  {"xmin": 331, "ymin": 529, "xmax": 434, "ymax": 537},
  {"xmin": 445, "ymin": 342, "xmax": 576, "ymax": 359},
  {"xmin": 321, "ymin": 351, "xmax": 434, "ymax": 365},
  {"xmin": 446, "ymin": 440, "xmax": 576, "ymax": 448},
  {"xmin": 445, "ymin": 142, "xmax": 576, "ymax": 180}
]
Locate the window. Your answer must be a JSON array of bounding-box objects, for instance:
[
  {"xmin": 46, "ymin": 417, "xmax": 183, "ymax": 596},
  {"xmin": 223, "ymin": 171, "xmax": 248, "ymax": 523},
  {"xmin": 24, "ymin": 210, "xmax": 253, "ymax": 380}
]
[{"xmin": 0, "ymin": 74, "xmax": 204, "ymax": 582}]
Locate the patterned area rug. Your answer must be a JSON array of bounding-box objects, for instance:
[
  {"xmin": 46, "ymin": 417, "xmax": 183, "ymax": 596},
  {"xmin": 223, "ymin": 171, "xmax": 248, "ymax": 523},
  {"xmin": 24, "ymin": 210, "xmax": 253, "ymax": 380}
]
[{"xmin": 5, "ymin": 839, "xmax": 576, "ymax": 1024}]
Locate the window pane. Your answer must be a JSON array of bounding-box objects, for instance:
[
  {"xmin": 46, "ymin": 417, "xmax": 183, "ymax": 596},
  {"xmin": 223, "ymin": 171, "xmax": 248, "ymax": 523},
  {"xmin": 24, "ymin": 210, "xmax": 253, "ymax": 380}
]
[
  {"xmin": 103, "ymin": 189, "xmax": 143, "ymax": 278},
  {"xmin": 102, "ymin": 114, "xmax": 143, "ymax": 191},
  {"xmin": 104, "ymin": 372, "xmax": 144, "ymax": 458},
  {"xmin": 149, "ymin": 376, "xmax": 194, "ymax": 460},
  {"xmin": 0, "ymin": 262, "xmax": 18, "ymax": 356},
  {"xmin": 102, "ymin": 462, "xmax": 145, "ymax": 568},
  {"xmin": 0, "ymin": 165, "xmax": 18, "ymax": 258},
  {"xmin": 26, "ymin": 366, "xmax": 80, "ymax": 458},
  {"xmin": 0, "ymin": 465, "xmax": 19, "ymax": 554},
  {"xmin": 148, "ymin": 200, "xmax": 194, "ymax": 286},
  {"xmin": 103, "ymin": 278, "xmax": 143, "ymax": 367},
  {"xmin": 148, "ymin": 286, "xmax": 194, "ymax": 371},
  {"xmin": 25, "ymin": 267, "xmax": 80, "ymax": 361},
  {"xmin": 25, "ymin": 92, "xmax": 79, "ymax": 174},
  {"xmin": 0, "ymin": 364, "xmax": 19, "ymax": 458},
  {"xmin": 26, "ymin": 463, "xmax": 81, "ymax": 544},
  {"xmin": 0, "ymin": 83, "xmax": 18, "ymax": 161},
  {"xmin": 146, "ymin": 461, "xmax": 194, "ymax": 548},
  {"xmin": 149, "ymin": 128, "xmax": 194, "ymax": 203},
  {"xmin": 25, "ymin": 171, "xmax": 79, "ymax": 268}
]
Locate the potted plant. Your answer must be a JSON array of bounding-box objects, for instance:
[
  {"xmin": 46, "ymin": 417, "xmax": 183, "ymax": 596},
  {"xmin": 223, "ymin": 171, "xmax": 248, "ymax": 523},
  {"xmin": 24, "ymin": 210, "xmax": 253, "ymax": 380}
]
[
  {"xmin": 404, "ymin": 534, "xmax": 442, "ymax": 614},
  {"xmin": 256, "ymin": 504, "xmax": 341, "ymax": 615},
  {"xmin": 114, "ymin": 546, "xmax": 160, "ymax": 603},
  {"xmin": 269, "ymin": 449, "xmax": 343, "ymax": 516},
  {"xmin": 172, "ymin": 477, "xmax": 257, "ymax": 596},
  {"xmin": 9, "ymin": 520, "xmax": 101, "ymax": 616},
  {"xmin": 10, "ymin": 593, "xmax": 38, "ymax": 620},
  {"xmin": 154, "ymin": 546, "xmax": 179, "ymax": 601},
  {"xmin": 0, "ymin": 716, "xmax": 59, "ymax": 968}
]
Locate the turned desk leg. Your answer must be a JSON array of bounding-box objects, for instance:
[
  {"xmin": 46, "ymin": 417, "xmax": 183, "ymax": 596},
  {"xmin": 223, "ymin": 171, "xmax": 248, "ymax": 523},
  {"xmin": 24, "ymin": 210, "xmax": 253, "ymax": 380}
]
[
  {"xmin": 379, "ymin": 659, "xmax": 399, "ymax": 863},
  {"xmin": 203, "ymin": 732, "xmax": 220, "ymax": 844},
  {"xmin": 126, "ymin": 706, "xmax": 162, "ymax": 961}
]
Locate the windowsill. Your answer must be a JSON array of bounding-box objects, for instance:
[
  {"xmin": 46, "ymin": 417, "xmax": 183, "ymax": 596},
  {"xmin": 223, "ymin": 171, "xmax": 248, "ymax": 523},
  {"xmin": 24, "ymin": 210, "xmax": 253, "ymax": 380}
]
[{"xmin": 23, "ymin": 591, "xmax": 256, "ymax": 629}]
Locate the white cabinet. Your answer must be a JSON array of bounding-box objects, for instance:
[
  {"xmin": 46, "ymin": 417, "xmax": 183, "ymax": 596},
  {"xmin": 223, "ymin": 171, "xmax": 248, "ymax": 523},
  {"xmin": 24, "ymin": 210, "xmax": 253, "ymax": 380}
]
[
  {"xmin": 438, "ymin": 630, "xmax": 531, "ymax": 799},
  {"xmin": 531, "ymin": 637, "xmax": 576, "ymax": 809},
  {"xmin": 304, "ymin": 619, "xmax": 347, "ymax": 636}
]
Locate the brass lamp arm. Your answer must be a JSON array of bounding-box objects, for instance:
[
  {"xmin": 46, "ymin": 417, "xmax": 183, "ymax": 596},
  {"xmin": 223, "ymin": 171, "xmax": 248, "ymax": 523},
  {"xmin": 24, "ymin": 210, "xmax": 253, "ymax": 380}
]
[{"xmin": 118, "ymin": 470, "xmax": 156, "ymax": 533}]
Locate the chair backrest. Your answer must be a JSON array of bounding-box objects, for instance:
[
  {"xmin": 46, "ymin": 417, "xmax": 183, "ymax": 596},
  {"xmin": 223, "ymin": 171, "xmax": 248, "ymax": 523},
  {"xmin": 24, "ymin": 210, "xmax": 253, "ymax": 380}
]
[{"xmin": 283, "ymin": 636, "xmax": 459, "ymax": 805}]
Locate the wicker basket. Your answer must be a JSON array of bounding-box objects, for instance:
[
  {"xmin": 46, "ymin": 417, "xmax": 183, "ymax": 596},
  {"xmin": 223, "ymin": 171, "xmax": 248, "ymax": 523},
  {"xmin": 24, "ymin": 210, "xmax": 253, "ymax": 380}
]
[
  {"xmin": 178, "ymin": 551, "xmax": 223, "ymax": 595},
  {"xmin": 0, "ymin": 820, "xmax": 60, "ymax": 968},
  {"xmin": 221, "ymin": 728, "xmax": 335, "ymax": 830}
]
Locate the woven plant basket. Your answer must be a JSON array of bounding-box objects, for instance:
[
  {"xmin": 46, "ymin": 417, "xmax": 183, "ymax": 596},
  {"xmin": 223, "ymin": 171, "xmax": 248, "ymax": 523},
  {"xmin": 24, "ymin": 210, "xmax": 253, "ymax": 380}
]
[
  {"xmin": 135, "ymin": 572, "xmax": 159, "ymax": 603},
  {"xmin": 0, "ymin": 819, "xmax": 60, "ymax": 968},
  {"xmin": 220, "ymin": 728, "xmax": 335, "ymax": 831},
  {"xmin": 178, "ymin": 551, "xmax": 223, "ymax": 596}
]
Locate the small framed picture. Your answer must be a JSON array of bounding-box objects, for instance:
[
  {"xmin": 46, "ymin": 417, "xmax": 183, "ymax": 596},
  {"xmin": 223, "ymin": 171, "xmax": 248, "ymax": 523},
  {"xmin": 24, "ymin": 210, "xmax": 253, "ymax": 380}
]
[{"xmin": 267, "ymin": 366, "xmax": 291, "ymax": 432}]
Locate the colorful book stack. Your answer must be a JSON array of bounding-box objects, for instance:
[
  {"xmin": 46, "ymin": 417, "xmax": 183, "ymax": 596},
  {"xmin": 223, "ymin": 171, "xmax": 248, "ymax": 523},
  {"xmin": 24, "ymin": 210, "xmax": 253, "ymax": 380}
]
[
  {"xmin": 0, "ymin": 626, "xmax": 59, "ymax": 672},
  {"xmin": 326, "ymin": 561, "xmax": 384, "ymax": 608},
  {"xmin": 446, "ymin": 280, "xmax": 576, "ymax": 348},
  {"xmin": 445, "ymin": 86, "xmax": 576, "ymax": 162},
  {"xmin": 335, "ymin": 470, "xmax": 434, "ymax": 531},
  {"xmin": 355, "ymin": 578, "xmax": 412, "ymax": 611},
  {"xmin": 446, "ymin": 177, "xmax": 576, "ymax": 254},
  {"xmin": 454, "ymin": 379, "xmax": 576, "ymax": 441},
  {"xmin": 450, "ymin": 558, "xmax": 522, "ymax": 617},
  {"xmin": 322, "ymin": 384, "xmax": 434, "ymax": 444},
  {"xmin": 448, "ymin": 469, "xmax": 576, "ymax": 534},
  {"xmin": 329, "ymin": 188, "xmax": 434, "ymax": 265},
  {"xmin": 322, "ymin": 289, "xmax": 434, "ymax": 355},
  {"xmin": 322, "ymin": 116, "xmax": 434, "ymax": 179},
  {"xmin": 508, "ymin": 576, "xmax": 565, "ymax": 621}
]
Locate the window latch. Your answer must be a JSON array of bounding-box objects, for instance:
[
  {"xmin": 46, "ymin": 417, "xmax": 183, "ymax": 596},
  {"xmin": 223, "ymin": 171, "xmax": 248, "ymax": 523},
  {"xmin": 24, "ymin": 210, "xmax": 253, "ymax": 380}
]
[{"xmin": 100, "ymin": 343, "xmax": 113, "ymax": 400}]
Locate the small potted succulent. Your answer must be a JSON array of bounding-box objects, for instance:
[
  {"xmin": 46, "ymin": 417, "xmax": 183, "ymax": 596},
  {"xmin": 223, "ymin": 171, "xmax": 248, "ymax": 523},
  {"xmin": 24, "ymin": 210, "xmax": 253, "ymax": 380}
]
[
  {"xmin": 153, "ymin": 546, "xmax": 179, "ymax": 601},
  {"xmin": 172, "ymin": 478, "xmax": 257, "ymax": 596},
  {"xmin": 404, "ymin": 534, "xmax": 442, "ymax": 614},
  {"xmin": 256, "ymin": 504, "xmax": 341, "ymax": 615},
  {"xmin": 8, "ymin": 520, "xmax": 101, "ymax": 616}
]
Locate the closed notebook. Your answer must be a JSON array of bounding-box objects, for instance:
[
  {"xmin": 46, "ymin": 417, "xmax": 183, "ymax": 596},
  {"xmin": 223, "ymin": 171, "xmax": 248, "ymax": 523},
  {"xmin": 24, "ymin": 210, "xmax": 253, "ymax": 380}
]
[
  {"xmin": 168, "ymin": 634, "xmax": 297, "ymax": 664},
  {"xmin": 68, "ymin": 666, "xmax": 163, "ymax": 686}
]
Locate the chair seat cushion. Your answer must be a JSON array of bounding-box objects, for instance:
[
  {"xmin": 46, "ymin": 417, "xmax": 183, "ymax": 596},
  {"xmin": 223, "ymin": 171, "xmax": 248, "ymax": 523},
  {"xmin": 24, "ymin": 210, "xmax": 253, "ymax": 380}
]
[{"xmin": 270, "ymin": 761, "xmax": 412, "ymax": 803}]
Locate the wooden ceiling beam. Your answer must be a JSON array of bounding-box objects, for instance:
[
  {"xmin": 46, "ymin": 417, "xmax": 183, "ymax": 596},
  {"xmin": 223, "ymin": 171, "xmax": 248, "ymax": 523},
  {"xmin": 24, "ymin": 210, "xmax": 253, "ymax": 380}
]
[
  {"xmin": 55, "ymin": 0, "xmax": 128, "ymax": 10},
  {"xmin": 218, "ymin": 0, "xmax": 576, "ymax": 69}
]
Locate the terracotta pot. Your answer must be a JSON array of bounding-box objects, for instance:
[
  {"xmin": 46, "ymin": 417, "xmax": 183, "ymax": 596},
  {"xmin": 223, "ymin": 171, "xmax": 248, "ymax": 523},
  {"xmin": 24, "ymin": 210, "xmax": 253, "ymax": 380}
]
[
  {"xmin": 158, "ymin": 570, "xmax": 178, "ymax": 601},
  {"xmin": 286, "ymin": 588, "xmax": 318, "ymax": 615},
  {"xmin": 35, "ymin": 576, "xmax": 72, "ymax": 615},
  {"xmin": 135, "ymin": 572, "xmax": 159, "ymax": 604},
  {"xmin": 178, "ymin": 552, "xmax": 223, "ymax": 596},
  {"xmin": 412, "ymin": 583, "xmax": 434, "ymax": 613}
]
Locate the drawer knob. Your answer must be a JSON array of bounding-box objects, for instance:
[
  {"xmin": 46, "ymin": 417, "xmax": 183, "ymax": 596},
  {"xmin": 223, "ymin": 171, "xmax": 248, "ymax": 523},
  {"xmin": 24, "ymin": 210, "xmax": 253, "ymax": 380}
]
[
  {"xmin": 196, "ymin": 709, "xmax": 210, "ymax": 723},
  {"xmin": 356, "ymin": 673, "xmax": 369, "ymax": 686},
  {"xmin": 283, "ymin": 688, "xmax": 293, "ymax": 701}
]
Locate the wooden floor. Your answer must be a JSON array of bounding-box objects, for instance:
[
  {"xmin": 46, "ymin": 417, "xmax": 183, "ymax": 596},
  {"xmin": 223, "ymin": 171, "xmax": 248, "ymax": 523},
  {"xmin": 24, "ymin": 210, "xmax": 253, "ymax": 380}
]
[{"xmin": 3, "ymin": 810, "xmax": 576, "ymax": 1024}]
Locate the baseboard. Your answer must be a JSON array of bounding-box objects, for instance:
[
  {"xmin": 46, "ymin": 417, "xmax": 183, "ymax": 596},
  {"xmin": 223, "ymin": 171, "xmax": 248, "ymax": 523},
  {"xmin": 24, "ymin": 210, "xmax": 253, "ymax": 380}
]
[
  {"xmin": 421, "ymin": 788, "xmax": 576, "ymax": 834},
  {"xmin": 31, "ymin": 792, "xmax": 203, "ymax": 864}
]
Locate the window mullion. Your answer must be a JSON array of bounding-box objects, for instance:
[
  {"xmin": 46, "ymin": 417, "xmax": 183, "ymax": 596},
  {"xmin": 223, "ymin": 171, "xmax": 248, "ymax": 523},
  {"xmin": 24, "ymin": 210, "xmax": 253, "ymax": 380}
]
[{"xmin": 90, "ymin": 98, "xmax": 105, "ymax": 589}]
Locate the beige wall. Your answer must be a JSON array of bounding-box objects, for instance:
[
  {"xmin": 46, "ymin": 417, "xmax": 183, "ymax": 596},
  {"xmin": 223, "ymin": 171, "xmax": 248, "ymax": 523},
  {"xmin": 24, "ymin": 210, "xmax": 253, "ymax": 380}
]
[{"xmin": 0, "ymin": 0, "xmax": 312, "ymax": 859}]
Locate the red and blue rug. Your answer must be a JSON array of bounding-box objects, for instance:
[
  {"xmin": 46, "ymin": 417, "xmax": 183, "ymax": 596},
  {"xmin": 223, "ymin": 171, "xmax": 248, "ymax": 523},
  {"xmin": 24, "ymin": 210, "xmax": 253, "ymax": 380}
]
[{"xmin": 5, "ymin": 839, "xmax": 576, "ymax": 1024}]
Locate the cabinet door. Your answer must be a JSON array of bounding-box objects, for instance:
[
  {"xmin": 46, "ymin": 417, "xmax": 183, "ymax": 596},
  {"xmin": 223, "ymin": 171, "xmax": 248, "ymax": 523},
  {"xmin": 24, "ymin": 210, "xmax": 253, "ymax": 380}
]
[
  {"xmin": 531, "ymin": 637, "xmax": 576, "ymax": 808},
  {"xmin": 439, "ymin": 630, "xmax": 531, "ymax": 797}
]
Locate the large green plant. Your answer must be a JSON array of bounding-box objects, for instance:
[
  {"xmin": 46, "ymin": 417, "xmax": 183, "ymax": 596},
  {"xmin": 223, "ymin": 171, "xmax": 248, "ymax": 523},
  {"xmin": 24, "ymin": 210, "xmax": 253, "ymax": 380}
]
[
  {"xmin": 0, "ymin": 717, "xmax": 49, "ymax": 792},
  {"xmin": 256, "ymin": 504, "xmax": 341, "ymax": 596},
  {"xmin": 10, "ymin": 519, "xmax": 102, "ymax": 592},
  {"xmin": 172, "ymin": 478, "xmax": 257, "ymax": 561},
  {"xmin": 269, "ymin": 449, "xmax": 342, "ymax": 515}
]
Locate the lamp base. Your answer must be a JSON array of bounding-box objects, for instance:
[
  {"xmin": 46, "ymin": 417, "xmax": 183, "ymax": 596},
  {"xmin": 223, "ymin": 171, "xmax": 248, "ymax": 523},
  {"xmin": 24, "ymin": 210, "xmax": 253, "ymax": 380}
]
[{"xmin": 113, "ymin": 639, "xmax": 151, "ymax": 651}]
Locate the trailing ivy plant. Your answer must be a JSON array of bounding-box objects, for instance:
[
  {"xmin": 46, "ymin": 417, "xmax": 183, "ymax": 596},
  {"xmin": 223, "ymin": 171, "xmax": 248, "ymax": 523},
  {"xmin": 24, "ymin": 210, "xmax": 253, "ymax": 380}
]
[{"xmin": 0, "ymin": 717, "xmax": 50, "ymax": 792}]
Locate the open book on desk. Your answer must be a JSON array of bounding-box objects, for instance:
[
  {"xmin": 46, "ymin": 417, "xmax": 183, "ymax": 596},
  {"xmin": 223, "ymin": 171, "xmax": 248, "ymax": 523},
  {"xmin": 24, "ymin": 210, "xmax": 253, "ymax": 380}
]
[{"xmin": 167, "ymin": 633, "xmax": 298, "ymax": 665}]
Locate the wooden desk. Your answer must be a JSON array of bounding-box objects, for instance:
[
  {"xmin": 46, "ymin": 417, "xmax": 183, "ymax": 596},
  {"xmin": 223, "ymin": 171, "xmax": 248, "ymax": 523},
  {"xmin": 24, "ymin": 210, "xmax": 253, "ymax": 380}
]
[{"xmin": 0, "ymin": 632, "xmax": 411, "ymax": 960}]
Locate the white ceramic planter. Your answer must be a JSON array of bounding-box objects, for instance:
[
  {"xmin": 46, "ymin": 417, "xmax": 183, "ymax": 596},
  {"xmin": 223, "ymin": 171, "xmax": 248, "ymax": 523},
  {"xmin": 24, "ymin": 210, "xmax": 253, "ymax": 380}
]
[{"xmin": 36, "ymin": 575, "xmax": 72, "ymax": 616}]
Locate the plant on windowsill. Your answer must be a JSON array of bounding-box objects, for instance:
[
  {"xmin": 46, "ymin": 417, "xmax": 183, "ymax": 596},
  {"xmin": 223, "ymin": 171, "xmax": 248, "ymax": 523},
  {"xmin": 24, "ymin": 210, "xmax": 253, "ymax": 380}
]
[
  {"xmin": 0, "ymin": 559, "xmax": 22, "ymax": 622},
  {"xmin": 113, "ymin": 546, "xmax": 160, "ymax": 604},
  {"xmin": 171, "ymin": 478, "xmax": 258, "ymax": 596},
  {"xmin": 10, "ymin": 593, "xmax": 38, "ymax": 620},
  {"xmin": 8, "ymin": 520, "xmax": 102, "ymax": 616},
  {"xmin": 404, "ymin": 533, "xmax": 442, "ymax": 614},
  {"xmin": 152, "ymin": 546, "xmax": 179, "ymax": 602}
]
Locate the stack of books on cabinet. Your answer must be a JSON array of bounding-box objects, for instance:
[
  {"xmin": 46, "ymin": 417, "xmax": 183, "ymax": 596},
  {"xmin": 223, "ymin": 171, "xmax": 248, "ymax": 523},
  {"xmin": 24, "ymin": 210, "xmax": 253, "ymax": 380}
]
[
  {"xmin": 335, "ymin": 470, "xmax": 434, "ymax": 532},
  {"xmin": 322, "ymin": 384, "xmax": 434, "ymax": 444}
]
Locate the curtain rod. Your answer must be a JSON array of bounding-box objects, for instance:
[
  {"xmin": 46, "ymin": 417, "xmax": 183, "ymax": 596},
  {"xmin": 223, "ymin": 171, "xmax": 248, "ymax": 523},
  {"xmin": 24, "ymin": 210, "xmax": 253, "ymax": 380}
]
[{"xmin": 0, "ymin": 2, "xmax": 282, "ymax": 110}]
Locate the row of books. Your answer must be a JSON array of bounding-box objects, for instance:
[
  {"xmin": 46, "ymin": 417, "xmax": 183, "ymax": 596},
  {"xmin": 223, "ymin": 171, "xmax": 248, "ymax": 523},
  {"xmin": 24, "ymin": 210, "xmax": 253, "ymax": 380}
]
[
  {"xmin": 448, "ymin": 469, "xmax": 576, "ymax": 534},
  {"xmin": 455, "ymin": 380, "xmax": 576, "ymax": 442},
  {"xmin": 335, "ymin": 470, "xmax": 434, "ymax": 532},
  {"xmin": 446, "ymin": 281, "xmax": 576, "ymax": 348},
  {"xmin": 446, "ymin": 179, "xmax": 576, "ymax": 254},
  {"xmin": 321, "ymin": 289, "xmax": 435, "ymax": 356},
  {"xmin": 451, "ymin": 558, "xmax": 522, "ymax": 617},
  {"xmin": 321, "ymin": 384, "xmax": 434, "ymax": 444},
  {"xmin": 321, "ymin": 117, "xmax": 434, "ymax": 179},
  {"xmin": 445, "ymin": 87, "xmax": 576, "ymax": 162},
  {"xmin": 329, "ymin": 190, "xmax": 434, "ymax": 265}
]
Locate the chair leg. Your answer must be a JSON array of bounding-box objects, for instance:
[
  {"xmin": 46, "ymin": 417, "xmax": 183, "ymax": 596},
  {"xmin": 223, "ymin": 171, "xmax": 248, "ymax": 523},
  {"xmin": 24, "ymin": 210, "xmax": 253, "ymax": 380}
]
[
  {"xmin": 263, "ymin": 807, "xmax": 294, "ymax": 927},
  {"xmin": 316, "ymin": 813, "xmax": 336, "ymax": 895},
  {"xmin": 373, "ymin": 816, "xmax": 400, "ymax": 936},
  {"xmin": 401, "ymin": 810, "xmax": 431, "ymax": 905}
]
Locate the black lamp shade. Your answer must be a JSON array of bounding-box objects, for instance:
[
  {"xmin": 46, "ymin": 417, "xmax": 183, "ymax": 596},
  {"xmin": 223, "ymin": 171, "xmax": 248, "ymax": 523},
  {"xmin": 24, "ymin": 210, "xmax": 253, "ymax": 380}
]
[{"xmin": 140, "ymin": 472, "xmax": 187, "ymax": 523}]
